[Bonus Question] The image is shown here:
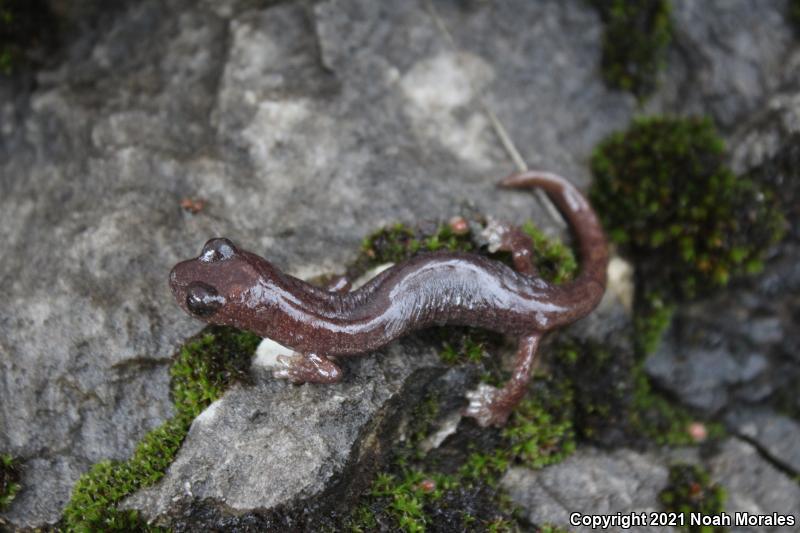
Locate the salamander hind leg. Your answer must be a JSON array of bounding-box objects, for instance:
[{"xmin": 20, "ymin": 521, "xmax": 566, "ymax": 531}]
[
  {"xmin": 463, "ymin": 333, "xmax": 540, "ymax": 427},
  {"xmin": 482, "ymin": 219, "xmax": 538, "ymax": 276},
  {"xmin": 274, "ymin": 353, "xmax": 343, "ymax": 384}
]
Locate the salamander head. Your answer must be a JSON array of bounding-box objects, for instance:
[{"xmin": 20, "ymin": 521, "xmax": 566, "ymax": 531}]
[{"xmin": 169, "ymin": 237, "xmax": 278, "ymax": 328}]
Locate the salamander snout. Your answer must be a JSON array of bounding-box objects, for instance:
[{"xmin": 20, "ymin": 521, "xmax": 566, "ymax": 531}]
[{"xmin": 169, "ymin": 237, "xmax": 241, "ymax": 319}]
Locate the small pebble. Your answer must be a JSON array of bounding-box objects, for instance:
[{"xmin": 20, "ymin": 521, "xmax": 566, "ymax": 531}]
[
  {"xmin": 418, "ymin": 479, "xmax": 436, "ymax": 492},
  {"xmin": 448, "ymin": 216, "xmax": 470, "ymax": 235},
  {"xmin": 688, "ymin": 421, "xmax": 708, "ymax": 443}
]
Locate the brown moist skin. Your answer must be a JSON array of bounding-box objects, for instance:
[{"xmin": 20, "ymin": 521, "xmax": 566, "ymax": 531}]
[{"xmin": 169, "ymin": 171, "xmax": 608, "ymax": 427}]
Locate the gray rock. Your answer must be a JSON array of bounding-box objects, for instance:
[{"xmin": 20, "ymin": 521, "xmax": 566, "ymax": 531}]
[
  {"xmin": 645, "ymin": 343, "xmax": 769, "ymax": 414},
  {"xmin": 725, "ymin": 408, "xmax": 800, "ymax": 476},
  {"xmin": 122, "ymin": 339, "xmax": 449, "ymax": 521},
  {"xmin": 501, "ymin": 447, "xmax": 674, "ymax": 533},
  {"xmin": 708, "ymin": 438, "xmax": 800, "ymax": 533},
  {"xmin": 649, "ymin": 0, "xmax": 797, "ymax": 132},
  {"xmin": 503, "ymin": 440, "xmax": 800, "ymax": 533}
]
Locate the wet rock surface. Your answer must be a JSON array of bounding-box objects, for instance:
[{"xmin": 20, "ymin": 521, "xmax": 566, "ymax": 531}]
[{"xmin": 0, "ymin": 0, "xmax": 799, "ymax": 529}]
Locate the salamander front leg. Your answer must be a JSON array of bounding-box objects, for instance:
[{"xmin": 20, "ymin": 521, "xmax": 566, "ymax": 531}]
[
  {"xmin": 274, "ymin": 353, "xmax": 343, "ymax": 384},
  {"xmin": 463, "ymin": 333, "xmax": 540, "ymax": 427}
]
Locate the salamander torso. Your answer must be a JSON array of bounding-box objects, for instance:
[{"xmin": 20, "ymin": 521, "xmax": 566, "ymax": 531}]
[{"xmin": 169, "ymin": 171, "xmax": 608, "ymax": 427}]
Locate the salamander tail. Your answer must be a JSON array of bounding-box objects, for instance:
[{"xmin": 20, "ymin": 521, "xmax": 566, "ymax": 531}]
[{"xmin": 498, "ymin": 170, "xmax": 608, "ymax": 315}]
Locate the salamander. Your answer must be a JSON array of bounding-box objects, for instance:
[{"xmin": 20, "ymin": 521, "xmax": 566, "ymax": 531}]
[{"xmin": 169, "ymin": 171, "xmax": 608, "ymax": 427}]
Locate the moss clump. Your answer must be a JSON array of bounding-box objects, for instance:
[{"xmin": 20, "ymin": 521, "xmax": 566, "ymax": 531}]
[
  {"xmin": 502, "ymin": 377, "xmax": 576, "ymax": 469},
  {"xmin": 369, "ymin": 470, "xmax": 458, "ymax": 532},
  {"xmin": 0, "ymin": 454, "xmax": 21, "ymax": 511},
  {"xmin": 354, "ymin": 221, "xmax": 475, "ymax": 277},
  {"xmin": 61, "ymin": 326, "xmax": 259, "ymax": 531},
  {"xmin": 659, "ymin": 464, "xmax": 727, "ymax": 533},
  {"xmin": 591, "ymin": 116, "xmax": 785, "ymax": 301},
  {"xmin": 353, "ymin": 458, "xmax": 521, "ymax": 533},
  {"xmin": 633, "ymin": 290, "xmax": 675, "ymax": 357},
  {"xmin": 591, "ymin": 116, "xmax": 785, "ymax": 357},
  {"xmin": 588, "ymin": 0, "xmax": 673, "ymax": 99},
  {"xmin": 520, "ymin": 221, "xmax": 578, "ymax": 284},
  {"xmin": 440, "ymin": 335, "xmax": 486, "ymax": 366}
]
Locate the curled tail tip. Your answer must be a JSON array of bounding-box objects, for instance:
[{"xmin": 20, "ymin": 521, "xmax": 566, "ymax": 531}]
[
  {"xmin": 497, "ymin": 170, "xmax": 565, "ymax": 190},
  {"xmin": 497, "ymin": 171, "xmax": 533, "ymax": 189}
]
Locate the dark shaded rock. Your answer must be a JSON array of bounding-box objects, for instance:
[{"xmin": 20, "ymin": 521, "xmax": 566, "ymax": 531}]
[
  {"xmin": 501, "ymin": 448, "xmax": 673, "ymax": 533},
  {"xmin": 503, "ymin": 438, "xmax": 800, "ymax": 533},
  {"xmin": 649, "ymin": 0, "xmax": 797, "ymax": 131},
  {"xmin": 708, "ymin": 438, "xmax": 800, "ymax": 533},
  {"xmin": 725, "ymin": 408, "xmax": 800, "ymax": 476}
]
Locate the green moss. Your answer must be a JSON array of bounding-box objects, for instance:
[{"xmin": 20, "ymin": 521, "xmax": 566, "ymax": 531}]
[
  {"xmin": 355, "ymin": 221, "xmax": 475, "ymax": 276},
  {"xmin": 633, "ymin": 290, "xmax": 675, "ymax": 357},
  {"xmin": 370, "ymin": 470, "xmax": 458, "ymax": 532},
  {"xmin": 0, "ymin": 454, "xmax": 21, "ymax": 511},
  {"xmin": 344, "ymin": 503, "xmax": 378, "ymax": 532},
  {"xmin": 170, "ymin": 326, "xmax": 258, "ymax": 422},
  {"xmin": 356, "ymin": 460, "xmax": 523, "ymax": 532},
  {"xmin": 659, "ymin": 464, "xmax": 728, "ymax": 533},
  {"xmin": 588, "ymin": 0, "xmax": 673, "ymax": 99},
  {"xmin": 503, "ymin": 377, "xmax": 576, "ymax": 469},
  {"xmin": 61, "ymin": 326, "xmax": 260, "ymax": 531},
  {"xmin": 591, "ymin": 116, "xmax": 785, "ymax": 304},
  {"xmin": 521, "ymin": 221, "xmax": 578, "ymax": 284},
  {"xmin": 459, "ymin": 450, "xmax": 511, "ymax": 483},
  {"xmin": 440, "ymin": 335, "xmax": 486, "ymax": 366}
]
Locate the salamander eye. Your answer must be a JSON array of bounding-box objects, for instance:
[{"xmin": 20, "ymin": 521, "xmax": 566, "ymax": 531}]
[
  {"xmin": 186, "ymin": 282, "xmax": 225, "ymax": 317},
  {"xmin": 200, "ymin": 238, "xmax": 237, "ymax": 263}
]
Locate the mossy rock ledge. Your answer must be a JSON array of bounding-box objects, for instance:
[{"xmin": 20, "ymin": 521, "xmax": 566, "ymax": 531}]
[{"xmin": 121, "ymin": 338, "xmax": 470, "ymax": 529}]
